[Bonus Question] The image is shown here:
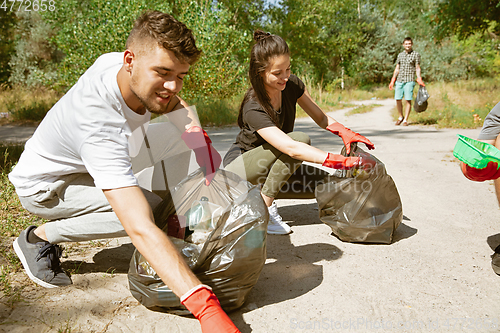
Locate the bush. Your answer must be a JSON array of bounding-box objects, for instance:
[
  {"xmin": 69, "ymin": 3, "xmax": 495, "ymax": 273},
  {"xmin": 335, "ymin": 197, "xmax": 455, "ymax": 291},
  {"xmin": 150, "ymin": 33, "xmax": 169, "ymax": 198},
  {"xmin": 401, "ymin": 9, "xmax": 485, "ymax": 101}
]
[
  {"xmin": 42, "ymin": 0, "xmax": 248, "ymax": 107},
  {"xmin": 8, "ymin": 12, "xmax": 61, "ymax": 87}
]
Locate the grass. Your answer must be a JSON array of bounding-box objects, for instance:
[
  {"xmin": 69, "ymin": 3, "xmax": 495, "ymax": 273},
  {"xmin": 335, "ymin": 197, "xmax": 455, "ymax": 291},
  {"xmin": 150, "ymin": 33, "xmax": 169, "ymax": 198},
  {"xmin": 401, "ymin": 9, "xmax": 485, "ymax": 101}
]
[
  {"xmin": 192, "ymin": 94, "xmax": 243, "ymax": 127},
  {"xmin": 345, "ymin": 104, "xmax": 383, "ymax": 116},
  {"xmin": 0, "ymin": 85, "xmax": 61, "ymax": 125},
  {"xmin": 0, "ymin": 145, "xmax": 40, "ymax": 238},
  {"xmin": 0, "ymin": 143, "xmax": 43, "ymax": 307},
  {"xmin": 395, "ymin": 78, "xmax": 500, "ymax": 128}
]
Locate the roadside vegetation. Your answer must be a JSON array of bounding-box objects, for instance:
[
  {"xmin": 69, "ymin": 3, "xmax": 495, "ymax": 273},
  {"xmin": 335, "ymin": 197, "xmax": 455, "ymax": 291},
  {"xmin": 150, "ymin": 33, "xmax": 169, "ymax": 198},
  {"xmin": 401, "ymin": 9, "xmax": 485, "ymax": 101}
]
[
  {"xmin": 0, "ymin": 144, "xmax": 41, "ymax": 307},
  {"xmin": 2, "ymin": 78, "xmax": 499, "ymax": 129}
]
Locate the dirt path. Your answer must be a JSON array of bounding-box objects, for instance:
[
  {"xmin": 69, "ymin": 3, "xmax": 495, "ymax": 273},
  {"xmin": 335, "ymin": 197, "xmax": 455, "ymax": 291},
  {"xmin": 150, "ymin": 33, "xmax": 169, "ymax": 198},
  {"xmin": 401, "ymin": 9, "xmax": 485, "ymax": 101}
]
[{"xmin": 2, "ymin": 99, "xmax": 500, "ymax": 333}]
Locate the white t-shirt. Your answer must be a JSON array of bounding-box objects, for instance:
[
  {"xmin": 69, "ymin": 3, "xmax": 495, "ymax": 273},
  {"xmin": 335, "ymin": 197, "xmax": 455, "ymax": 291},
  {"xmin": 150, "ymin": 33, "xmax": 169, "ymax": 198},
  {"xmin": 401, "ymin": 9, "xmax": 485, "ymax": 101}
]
[{"xmin": 9, "ymin": 52, "xmax": 151, "ymax": 196}]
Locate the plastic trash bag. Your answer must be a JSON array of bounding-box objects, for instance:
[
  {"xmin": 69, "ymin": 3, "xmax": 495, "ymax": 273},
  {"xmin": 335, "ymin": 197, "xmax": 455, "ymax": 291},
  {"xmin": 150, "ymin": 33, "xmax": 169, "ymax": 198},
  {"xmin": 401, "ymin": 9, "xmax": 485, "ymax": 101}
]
[
  {"xmin": 414, "ymin": 85, "xmax": 430, "ymax": 113},
  {"xmin": 315, "ymin": 146, "xmax": 402, "ymax": 244},
  {"xmin": 128, "ymin": 169, "xmax": 268, "ymax": 314}
]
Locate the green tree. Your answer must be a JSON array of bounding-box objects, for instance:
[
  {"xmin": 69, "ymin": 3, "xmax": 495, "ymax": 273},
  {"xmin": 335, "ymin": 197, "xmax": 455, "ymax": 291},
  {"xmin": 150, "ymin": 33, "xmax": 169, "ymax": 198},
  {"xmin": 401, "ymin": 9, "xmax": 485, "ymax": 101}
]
[
  {"xmin": 173, "ymin": 0, "xmax": 249, "ymax": 101},
  {"xmin": 0, "ymin": 11, "xmax": 17, "ymax": 85},
  {"xmin": 43, "ymin": 0, "xmax": 154, "ymax": 90},
  {"xmin": 267, "ymin": 0, "xmax": 366, "ymax": 85},
  {"xmin": 8, "ymin": 11, "xmax": 62, "ymax": 87},
  {"xmin": 432, "ymin": 0, "xmax": 500, "ymax": 39},
  {"xmin": 42, "ymin": 0, "xmax": 248, "ymax": 102}
]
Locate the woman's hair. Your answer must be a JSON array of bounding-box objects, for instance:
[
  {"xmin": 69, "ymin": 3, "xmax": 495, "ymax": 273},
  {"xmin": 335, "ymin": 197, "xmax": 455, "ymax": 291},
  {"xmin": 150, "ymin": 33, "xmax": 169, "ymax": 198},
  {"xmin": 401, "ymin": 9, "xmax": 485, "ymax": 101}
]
[
  {"xmin": 237, "ymin": 30, "xmax": 290, "ymax": 128},
  {"xmin": 126, "ymin": 11, "xmax": 201, "ymax": 65}
]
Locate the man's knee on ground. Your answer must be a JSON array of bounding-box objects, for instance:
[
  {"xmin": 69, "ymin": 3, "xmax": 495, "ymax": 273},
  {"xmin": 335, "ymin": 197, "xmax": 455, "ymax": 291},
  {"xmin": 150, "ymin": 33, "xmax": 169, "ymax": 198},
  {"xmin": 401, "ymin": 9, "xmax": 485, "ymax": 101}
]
[{"xmin": 287, "ymin": 131, "xmax": 311, "ymax": 145}]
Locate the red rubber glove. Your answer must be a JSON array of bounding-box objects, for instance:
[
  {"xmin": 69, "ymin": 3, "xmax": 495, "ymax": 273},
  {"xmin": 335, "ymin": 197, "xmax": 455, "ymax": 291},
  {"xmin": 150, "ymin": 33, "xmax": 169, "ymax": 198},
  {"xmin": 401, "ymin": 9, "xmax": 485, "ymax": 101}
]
[
  {"xmin": 389, "ymin": 77, "xmax": 396, "ymax": 90},
  {"xmin": 322, "ymin": 153, "xmax": 358, "ymax": 170},
  {"xmin": 326, "ymin": 123, "xmax": 375, "ymax": 155},
  {"xmin": 181, "ymin": 285, "xmax": 241, "ymax": 333},
  {"xmin": 322, "ymin": 153, "xmax": 377, "ymax": 170},
  {"xmin": 416, "ymin": 77, "xmax": 425, "ymax": 87},
  {"xmin": 181, "ymin": 126, "xmax": 222, "ymax": 185},
  {"xmin": 461, "ymin": 162, "xmax": 500, "ymax": 182}
]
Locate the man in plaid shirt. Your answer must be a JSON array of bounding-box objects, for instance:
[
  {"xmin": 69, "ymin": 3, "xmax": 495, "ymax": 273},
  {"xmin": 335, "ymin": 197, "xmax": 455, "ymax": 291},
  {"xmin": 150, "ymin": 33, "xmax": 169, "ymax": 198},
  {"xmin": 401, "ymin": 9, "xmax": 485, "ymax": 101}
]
[{"xmin": 388, "ymin": 37, "xmax": 425, "ymax": 126}]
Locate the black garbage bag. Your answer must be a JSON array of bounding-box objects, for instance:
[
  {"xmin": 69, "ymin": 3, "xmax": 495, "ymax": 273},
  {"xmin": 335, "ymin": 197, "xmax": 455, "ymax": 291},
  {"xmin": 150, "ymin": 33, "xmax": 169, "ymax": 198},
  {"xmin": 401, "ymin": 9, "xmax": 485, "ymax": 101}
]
[
  {"xmin": 315, "ymin": 146, "xmax": 402, "ymax": 244},
  {"xmin": 128, "ymin": 169, "xmax": 268, "ymax": 314},
  {"xmin": 414, "ymin": 85, "xmax": 430, "ymax": 113}
]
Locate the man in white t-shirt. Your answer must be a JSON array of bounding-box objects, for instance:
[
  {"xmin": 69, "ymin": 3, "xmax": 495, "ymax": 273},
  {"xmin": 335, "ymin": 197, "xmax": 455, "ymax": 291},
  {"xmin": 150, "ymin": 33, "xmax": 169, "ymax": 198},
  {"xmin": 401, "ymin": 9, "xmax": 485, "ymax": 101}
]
[{"xmin": 9, "ymin": 11, "xmax": 239, "ymax": 333}]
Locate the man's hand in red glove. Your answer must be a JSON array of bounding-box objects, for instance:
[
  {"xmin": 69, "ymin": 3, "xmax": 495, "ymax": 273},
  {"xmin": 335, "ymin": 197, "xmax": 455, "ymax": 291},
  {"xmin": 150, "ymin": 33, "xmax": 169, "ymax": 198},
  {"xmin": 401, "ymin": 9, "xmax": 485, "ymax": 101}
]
[
  {"xmin": 181, "ymin": 126, "xmax": 222, "ymax": 185},
  {"xmin": 181, "ymin": 285, "xmax": 241, "ymax": 333},
  {"xmin": 416, "ymin": 77, "xmax": 425, "ymax": 86},
  {"xmin": 461, "ymin": 161, "xmax": 500, "ymax": 182},
  {"xmin": 322, "ymin": 153, "xmax": 376, "ymax": 170},
  {"xmin": 389, "ymin": 77, "xmax": 396, "ymax": 90},
  {"xmin": 326, "ymin": 123, "xmax": 375, "ymax": 155}
]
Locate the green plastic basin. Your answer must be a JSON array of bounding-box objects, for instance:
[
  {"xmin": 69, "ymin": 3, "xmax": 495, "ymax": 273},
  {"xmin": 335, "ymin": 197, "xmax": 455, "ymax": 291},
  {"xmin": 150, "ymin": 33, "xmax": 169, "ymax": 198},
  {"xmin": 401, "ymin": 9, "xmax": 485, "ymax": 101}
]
[{"xmin": 453, "ymin": 134, "xmax": 500, "ymax": 169}]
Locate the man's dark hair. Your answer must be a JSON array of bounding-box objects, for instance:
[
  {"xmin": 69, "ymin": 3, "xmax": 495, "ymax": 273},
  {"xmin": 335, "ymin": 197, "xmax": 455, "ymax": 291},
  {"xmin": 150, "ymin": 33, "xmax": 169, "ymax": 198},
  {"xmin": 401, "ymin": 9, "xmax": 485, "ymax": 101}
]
[
  {"xmin": 403, "ymin": 37, "xmax": 413, "ymax": 43},
  {"xmin": 126, "ymin": 11, "xmax": 201, "ymax": 65}
]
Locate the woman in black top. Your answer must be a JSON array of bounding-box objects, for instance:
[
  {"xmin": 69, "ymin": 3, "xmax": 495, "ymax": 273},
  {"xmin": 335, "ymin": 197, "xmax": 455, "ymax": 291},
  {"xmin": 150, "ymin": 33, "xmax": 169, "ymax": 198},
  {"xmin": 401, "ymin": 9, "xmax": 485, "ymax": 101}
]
[{"xmin": 224, "ymin": 30, "xmax": 375, "ymax": 235}]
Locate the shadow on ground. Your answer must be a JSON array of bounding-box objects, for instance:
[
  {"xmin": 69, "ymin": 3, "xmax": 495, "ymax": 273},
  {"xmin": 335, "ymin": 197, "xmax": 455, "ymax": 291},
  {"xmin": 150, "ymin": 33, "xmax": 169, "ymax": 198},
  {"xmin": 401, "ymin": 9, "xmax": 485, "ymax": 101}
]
[
  {"xmin": 62, "ymin": 243, "xmax": 135, "ymax": 275},
  {"xmin": 231, "ymin": 234, "xmax": 343, "ymax": 332},
  {"xmin": 487, "ymin": 233, "xmax": 500, "ymax": 251}
]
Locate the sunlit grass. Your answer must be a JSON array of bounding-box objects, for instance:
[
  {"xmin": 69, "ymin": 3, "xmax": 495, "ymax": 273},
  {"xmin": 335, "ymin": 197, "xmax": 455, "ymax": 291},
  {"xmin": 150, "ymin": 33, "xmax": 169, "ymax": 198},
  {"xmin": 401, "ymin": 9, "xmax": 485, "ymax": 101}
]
[
  {"xmin": 345, "ymin": 104, "xmax": 383, "ymax": 116},
  {"xmin": 0, "ymin": 85, "xmax": 61, "ymax": 124},
  {"xmin": 192, "ymin": 93, "xmax": 243, "ymax": 127},
  {"xmin": 398, "ymin": 78, "xmax": 500, "ymax": 128}
]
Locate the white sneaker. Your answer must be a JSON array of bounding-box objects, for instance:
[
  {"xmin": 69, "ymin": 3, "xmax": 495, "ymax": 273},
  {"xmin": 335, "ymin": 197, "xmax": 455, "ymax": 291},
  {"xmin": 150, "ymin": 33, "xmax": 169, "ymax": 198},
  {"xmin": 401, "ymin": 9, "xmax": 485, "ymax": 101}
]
[{"xmin": 267, "ymin": 201, "xmax": 291, "ymax": 235}]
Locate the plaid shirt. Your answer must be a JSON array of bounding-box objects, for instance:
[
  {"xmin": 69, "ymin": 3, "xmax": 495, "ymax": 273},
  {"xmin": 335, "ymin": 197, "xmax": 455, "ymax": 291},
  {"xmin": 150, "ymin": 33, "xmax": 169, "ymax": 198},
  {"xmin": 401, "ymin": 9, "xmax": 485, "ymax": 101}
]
[{"xmin": 396, "ymin": 50, "xmax": 421, "ymax": 83}]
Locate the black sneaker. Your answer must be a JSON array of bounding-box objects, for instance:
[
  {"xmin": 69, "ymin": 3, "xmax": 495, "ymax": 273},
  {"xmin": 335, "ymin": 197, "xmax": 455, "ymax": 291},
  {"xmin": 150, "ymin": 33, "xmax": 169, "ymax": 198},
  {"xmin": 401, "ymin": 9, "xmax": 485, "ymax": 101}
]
[
  {"xmin": 492, "ymin": 245, "xmax": 500, "ymax": 276},
  {"xmin": 13, "ymin": 226, "xmax": 72, "ymax": 288}
]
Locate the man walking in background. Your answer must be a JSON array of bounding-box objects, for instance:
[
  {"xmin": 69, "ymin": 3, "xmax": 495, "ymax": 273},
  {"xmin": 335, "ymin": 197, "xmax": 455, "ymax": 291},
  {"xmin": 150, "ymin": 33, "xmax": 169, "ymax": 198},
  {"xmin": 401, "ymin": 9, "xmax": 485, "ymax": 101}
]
[{"xmin": 389, "ymin": 37, "xmax": 425, "ymax": 126}]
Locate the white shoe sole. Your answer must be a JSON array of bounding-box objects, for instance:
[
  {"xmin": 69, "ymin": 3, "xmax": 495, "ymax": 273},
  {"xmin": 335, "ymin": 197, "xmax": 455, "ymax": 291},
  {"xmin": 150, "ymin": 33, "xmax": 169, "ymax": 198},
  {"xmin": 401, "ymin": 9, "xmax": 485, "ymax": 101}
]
[
  {"xmin": 13, "ymin": 237, "xmax": 59, "ymax": 289},
  {"xmin": 267, "ymin": 227, "xmax": 292, "ymax": 235}
]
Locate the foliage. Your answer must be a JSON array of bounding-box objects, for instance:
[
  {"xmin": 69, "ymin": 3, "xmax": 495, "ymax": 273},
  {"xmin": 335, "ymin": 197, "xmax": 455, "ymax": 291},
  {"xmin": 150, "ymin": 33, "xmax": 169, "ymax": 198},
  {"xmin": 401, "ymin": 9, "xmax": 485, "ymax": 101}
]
[
  {"xmin": 349, "ymin": 18, "xmax": 403, "ymax": 85},
  {"xmin": 5, "ymin": 0, "xmax": 500, "ymax": 101},
  {"xmin": 8, "ymin": 11, "xmax": 61, "ymax": 87},
  {"xmin": 174, "ymin": 1, "xmax": 249, "ymax": 102},
  {"xmin": 0, "ymin": 11, "xmax": 17, "ymax": 85},
  {"xmin": 43, "ymin": 0, "xmax": 157, "ymax": 91},
  {"xmin": 432, "ymin": 0, "xmax": 500, "ymax": 39},
  {"xmin": 41, "ymin": 0, "xmax": 248, "ymax": 106},
  {"xmin": 266, "ymin": 0, "xmax": 367, "ymax": 84}
]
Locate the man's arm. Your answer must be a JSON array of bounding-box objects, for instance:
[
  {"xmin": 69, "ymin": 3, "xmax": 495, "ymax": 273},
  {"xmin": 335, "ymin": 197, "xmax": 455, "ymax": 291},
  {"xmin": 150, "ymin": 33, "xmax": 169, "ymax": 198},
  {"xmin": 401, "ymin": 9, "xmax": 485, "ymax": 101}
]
[
  {"xmin": 103, "ymin": 186, "xmax": 199, "ymax": 296},
  {"xmin": 103, "ymin": 186, "xmax": 240, "ymax": 332},
  {"xmin": 389, "ymin": 64, "xmax": 399, "ymax": 90},
  {"xmin": 416, "ymin": 63, "xmax": 422, "ymax": 80},
  {"xmin": 415, "ymin": 63, "xmax": 424, "ymax": 86}
]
